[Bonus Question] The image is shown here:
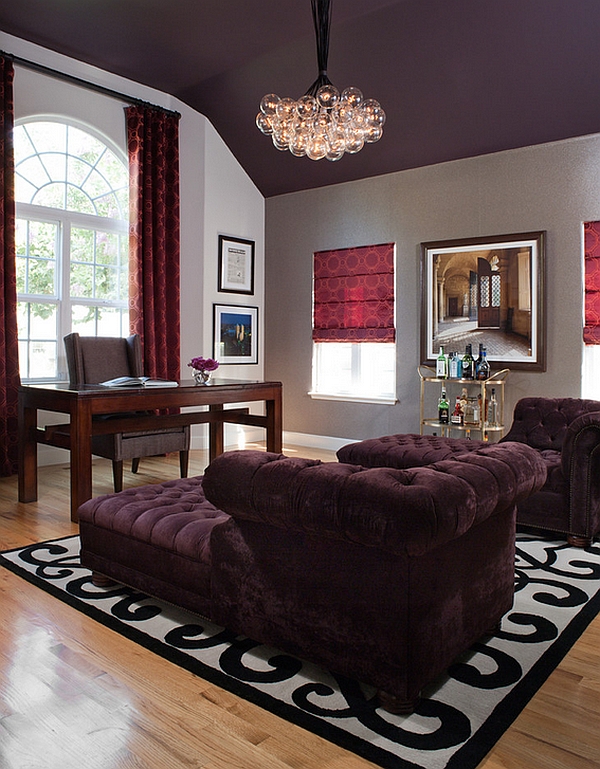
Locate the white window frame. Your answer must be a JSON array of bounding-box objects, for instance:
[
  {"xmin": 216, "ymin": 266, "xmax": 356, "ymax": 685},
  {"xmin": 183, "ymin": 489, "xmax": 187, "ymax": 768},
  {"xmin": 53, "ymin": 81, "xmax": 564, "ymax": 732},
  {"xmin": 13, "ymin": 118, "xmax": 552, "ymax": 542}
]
[
  {"xmin": 309, "ymin": 341, "xmax": 397, "ymax": 405},
  {"xmin": 15, "ymin": 118, "xmax": 129, "ymax": 383}
]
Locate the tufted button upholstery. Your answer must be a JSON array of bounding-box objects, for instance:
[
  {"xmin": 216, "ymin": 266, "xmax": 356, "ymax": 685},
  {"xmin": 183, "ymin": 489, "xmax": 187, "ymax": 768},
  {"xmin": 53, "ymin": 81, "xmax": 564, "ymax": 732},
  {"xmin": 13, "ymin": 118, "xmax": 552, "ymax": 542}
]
[{"xmin": 500, "ymin": 397, "xmax": 600, "ymax": 451}]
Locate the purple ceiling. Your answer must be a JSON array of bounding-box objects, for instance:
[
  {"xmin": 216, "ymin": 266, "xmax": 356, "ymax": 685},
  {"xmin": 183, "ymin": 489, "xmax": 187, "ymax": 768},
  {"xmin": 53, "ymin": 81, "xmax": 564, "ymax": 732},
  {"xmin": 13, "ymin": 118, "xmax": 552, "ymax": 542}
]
[{"xmin": 2, "ymin": 0, "xmax": 600, "ymax": 197}]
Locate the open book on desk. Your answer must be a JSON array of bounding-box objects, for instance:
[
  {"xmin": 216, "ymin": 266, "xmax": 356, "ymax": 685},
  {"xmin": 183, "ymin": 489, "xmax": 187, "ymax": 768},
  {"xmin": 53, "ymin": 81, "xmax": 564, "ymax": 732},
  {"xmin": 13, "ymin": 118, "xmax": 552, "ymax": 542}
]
[{"xmin": 99, "ymin": 376, "xmax": 179, "ymax": 388}]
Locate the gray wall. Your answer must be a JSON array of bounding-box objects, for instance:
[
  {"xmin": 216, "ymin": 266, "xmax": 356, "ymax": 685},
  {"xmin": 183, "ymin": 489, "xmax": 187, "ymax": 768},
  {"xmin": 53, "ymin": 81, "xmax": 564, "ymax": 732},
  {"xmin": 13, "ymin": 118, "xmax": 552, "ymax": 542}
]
[{"xmin": 265, "ymin": 134, "xmax": 600, "ymax": 444}]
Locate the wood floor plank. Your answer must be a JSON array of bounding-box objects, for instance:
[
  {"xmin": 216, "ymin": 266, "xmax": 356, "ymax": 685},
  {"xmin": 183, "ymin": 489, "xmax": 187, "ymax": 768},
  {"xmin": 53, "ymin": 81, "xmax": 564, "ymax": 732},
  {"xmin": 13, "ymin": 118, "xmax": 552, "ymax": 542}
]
[{"xmin": 0, "ymin": 448, "xmax": 599, "ymax": 769}]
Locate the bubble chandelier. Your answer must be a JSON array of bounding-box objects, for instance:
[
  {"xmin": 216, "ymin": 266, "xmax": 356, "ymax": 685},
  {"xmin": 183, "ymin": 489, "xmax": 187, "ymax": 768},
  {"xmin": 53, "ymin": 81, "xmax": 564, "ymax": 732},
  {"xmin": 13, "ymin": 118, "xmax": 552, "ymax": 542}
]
[{"xmin": 256, "ymin": 0, "xmax": 386, "ymax": 161}]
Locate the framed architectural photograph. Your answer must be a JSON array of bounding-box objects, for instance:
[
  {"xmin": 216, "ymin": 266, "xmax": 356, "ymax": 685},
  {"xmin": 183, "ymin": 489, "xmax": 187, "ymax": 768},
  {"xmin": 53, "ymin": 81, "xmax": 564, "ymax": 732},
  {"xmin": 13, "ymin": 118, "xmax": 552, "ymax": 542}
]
[
  {"xmin": 420, "ymin": 231, "xmax": 546, "ymax": 371},
  {"xmin": 218, "ymin": 235, "xmax": 255, "ymax": 294},
  {"xmin": 213, "ymin": 303, "xmax": 258, "ymax": 364}
]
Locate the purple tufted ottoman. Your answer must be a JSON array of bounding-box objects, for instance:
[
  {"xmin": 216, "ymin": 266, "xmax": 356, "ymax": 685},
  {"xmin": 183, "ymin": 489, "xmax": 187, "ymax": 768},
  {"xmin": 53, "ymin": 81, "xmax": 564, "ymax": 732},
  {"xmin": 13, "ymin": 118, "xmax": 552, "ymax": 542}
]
[
  {"xmin": 78, "ymin": 476, "xmax": 229, "ymax": 618},
  {"xmin": 337, "ymin": 433, "xmax": 488, "ymax": 469}
]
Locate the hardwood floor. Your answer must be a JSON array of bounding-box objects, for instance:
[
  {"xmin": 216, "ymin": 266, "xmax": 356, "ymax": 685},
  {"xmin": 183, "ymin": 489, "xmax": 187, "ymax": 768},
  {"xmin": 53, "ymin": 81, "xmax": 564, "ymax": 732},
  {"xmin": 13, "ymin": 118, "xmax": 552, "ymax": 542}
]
[{"xmin": 0, "ymin": 447, "xmax": 599, "ymax": 769}]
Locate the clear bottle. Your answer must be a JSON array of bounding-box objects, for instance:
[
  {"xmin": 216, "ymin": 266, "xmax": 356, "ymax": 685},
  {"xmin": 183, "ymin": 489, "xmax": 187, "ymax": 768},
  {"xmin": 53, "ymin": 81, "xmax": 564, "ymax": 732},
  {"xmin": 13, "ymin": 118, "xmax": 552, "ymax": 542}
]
[
  {"xmin": 462, "ymin": 344, "xmax": 474, "ymax": 379},
  {"xmin": 436, "ymin": 346, "xmax": 448, "ymax": 378},
  {"xmin": 449, "ymin": 351, "xmax": 459, "ymax": 378},
  {"xmin": 487, "ymin": 388, "xmax": 499, "ymax": 427},
  {"xmin": 438, "ymin": 387, "xmax": 449, "ymax": 424},
  {"xmin": 476, "ymin": 348, "xmax": 490, "ymax": 380}
]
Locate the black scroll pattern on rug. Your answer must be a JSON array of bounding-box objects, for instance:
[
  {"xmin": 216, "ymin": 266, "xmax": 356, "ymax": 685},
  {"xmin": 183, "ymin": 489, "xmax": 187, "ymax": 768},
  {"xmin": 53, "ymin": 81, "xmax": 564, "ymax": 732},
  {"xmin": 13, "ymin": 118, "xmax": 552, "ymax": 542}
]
[{"xmin": 5, "ymin": 535, "xmax": 600, "ymax": 769}]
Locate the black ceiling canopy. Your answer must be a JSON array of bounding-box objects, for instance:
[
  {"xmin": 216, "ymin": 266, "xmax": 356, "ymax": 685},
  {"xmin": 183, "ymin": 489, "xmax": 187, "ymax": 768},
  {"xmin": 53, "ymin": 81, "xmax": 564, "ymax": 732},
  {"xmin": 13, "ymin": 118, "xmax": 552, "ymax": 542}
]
[{"xmin": 2, "ymin": 0, "xmax": 600, "ymax": 197}]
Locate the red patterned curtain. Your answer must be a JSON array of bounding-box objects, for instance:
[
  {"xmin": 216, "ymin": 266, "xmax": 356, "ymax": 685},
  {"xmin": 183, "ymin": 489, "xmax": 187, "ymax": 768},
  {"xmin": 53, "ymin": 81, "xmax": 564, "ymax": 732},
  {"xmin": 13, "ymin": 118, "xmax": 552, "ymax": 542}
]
[
  {"xmin": 126, "ymin": 105, "xmax": 181, "ymax": 380},
  {"xmin": 313, "ymin": 243, "xmax": 395, "ymax": 342},
  {"xmin": 584, "ymin": 221, "xmax": 600, "ymax": 344},
  {"xmin": 0, "ymin": 55, "xmax": 19, "ymax": 476}
]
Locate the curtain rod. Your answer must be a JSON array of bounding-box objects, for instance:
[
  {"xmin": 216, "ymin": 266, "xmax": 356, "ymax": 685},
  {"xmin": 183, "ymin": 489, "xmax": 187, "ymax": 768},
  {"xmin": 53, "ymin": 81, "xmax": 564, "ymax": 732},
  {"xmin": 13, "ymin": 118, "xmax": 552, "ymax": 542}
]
[{"xmin": 2, "ymin": 50, "xmax": 181, "ymax": 119}]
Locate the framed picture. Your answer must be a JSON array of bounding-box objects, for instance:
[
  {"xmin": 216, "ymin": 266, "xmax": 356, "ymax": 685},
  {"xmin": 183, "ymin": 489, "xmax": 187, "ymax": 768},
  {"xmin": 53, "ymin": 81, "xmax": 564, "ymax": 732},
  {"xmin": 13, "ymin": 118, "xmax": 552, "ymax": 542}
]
[
  {"xmin": 420, "ymin": 231, "xmax": 546, "ymax": 371},
  {"xmin": 213, "ymin": 303, "xmax": 258, "ymax": 364},
  {"xmin": 218, "ymin": 235, "xmax": 255, "ymax": 294}
]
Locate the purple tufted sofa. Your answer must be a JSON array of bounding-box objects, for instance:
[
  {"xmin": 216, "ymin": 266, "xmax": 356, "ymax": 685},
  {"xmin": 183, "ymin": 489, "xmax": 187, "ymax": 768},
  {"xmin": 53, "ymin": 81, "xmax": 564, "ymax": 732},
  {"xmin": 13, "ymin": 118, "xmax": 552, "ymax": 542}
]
[
  {"xmin": 337, "ymin": 397, "xmax": 600, "ymax": 547},
  {"xmin": 78, "ymin": 442, "xmax": 546, "ymax": 712}
]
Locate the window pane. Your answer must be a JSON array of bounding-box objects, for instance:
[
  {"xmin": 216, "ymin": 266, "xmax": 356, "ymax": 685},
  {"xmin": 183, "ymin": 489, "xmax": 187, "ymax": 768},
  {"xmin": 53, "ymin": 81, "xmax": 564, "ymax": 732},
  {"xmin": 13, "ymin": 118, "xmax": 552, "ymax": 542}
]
[
  {"xmin": 313, "ymin": 342, "xmax": 395, "ymax": 400},
  {"xmin": 96, "ymin": 265, "xmax": 119, "ymax": 300},
  {"xmin": 71, "ymin": 227, "xmax": 94, "ymax": 263},
  {"xmin": 97, "ymin": 307, "xmax": 128, "ymax": 336},
  {"xmin": 30, "ymin": 341, "xmax": 58, "ymax": 379},
  {"xmin": 70, "ymin": 263, "xmax": 94, "ymax": 298},
  {"xmin": 33, "ymin": 183, "xmax": 65, "ymax": 209},
  {"xmin": 71, "ymin": 304, "xmax": 98, "ymax": 334}
]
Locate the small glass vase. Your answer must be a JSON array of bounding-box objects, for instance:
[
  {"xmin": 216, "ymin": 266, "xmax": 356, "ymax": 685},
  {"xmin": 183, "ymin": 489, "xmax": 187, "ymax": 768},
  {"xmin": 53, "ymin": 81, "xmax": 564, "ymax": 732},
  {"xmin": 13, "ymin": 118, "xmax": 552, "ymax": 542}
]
[{"xmin": 193, "ymin": 369, "xmax": 211, "ymax": 385}]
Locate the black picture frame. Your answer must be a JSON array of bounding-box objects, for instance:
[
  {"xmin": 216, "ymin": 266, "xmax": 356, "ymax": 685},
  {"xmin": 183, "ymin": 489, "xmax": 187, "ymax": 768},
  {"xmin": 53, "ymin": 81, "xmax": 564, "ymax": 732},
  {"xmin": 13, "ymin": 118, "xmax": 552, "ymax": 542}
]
[{"xmin": 218, "ymin": 235, "xmax": 255, "ymax": 295}]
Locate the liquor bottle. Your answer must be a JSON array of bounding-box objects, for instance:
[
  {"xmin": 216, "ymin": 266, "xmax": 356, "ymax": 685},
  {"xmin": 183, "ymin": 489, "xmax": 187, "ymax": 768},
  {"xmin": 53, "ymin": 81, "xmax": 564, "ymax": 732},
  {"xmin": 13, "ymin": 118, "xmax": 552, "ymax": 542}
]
[
  {"xmin": 462, "ymin": 344, "xmax": 474, "ymax": 379},
  {"xmin": 449, "ymin": 351, "xmax": 459, "ymax": 379},
  {"xmin": 450, "ymin": 396, "xmax": 463, "ymax": 425},
  {"xmin": 476, "ymin": 348, "xmax": 490, "ymax": 380},
  {"xmin": 474, "ymin": 343, "xmax": 484, "ymax": 376},
  {"xmin": 436, "ymin": 346, "xmax": 448, "ymax": 378},
  {"xmin": 487, "ymin": 388, "xmax": 499, "ymax": 427},
  {"xmin": 438, "ymin": 387, "xmax": 449, "ymax": 424}
]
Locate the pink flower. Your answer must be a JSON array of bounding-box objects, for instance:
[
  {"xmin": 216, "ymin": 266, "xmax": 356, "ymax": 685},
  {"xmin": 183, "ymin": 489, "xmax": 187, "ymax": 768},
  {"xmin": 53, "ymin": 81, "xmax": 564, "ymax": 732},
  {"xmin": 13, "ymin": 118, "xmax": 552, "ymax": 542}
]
[{"xmin": 188, "ymin": 356, "xmax": 219, "ymax": 372}]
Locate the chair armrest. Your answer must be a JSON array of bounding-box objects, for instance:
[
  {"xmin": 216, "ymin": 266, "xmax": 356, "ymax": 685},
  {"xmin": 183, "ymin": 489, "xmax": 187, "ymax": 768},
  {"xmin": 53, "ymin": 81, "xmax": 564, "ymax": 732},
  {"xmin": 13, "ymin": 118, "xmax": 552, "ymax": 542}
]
[
  {"xmin": 562, "ymin": 411, "xmax": 600, "ymax": 538},
  {"xmin": 203, "ymin": 449, "xmax": 529, "ymax": 557}
]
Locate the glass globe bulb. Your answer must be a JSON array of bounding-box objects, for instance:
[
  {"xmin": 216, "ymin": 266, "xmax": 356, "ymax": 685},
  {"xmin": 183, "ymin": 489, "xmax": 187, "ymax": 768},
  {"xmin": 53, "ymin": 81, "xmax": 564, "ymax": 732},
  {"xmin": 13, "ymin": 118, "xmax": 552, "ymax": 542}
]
[
  {"xmin": 341, "ymin": 87, "xmax": 363, "ymax": 108},
  {"xmin": 326, "ymin": 147, "xmax": 345, "ymax": 161},
  {"xmin": 296, "ymin": 95, "xmax": 317, "ymax": 119},
  {"xmin": 362, "ymin": 99, "xmax": 386, "ymax": 126},
  {"xmin": 306, "ymin": 132, "xmax": 328, "ymax": 161},
  {"xmin": 276, "ymin": 97, "xmax": 297, "ymax": 120},
  {"xmin": 290, "ymin": 131, "xmax": 309, "ymax": 157},
  {"xmin": 334, "ymin": 103, "xmax": 354, "ymax": 124},
  {"xmin": 316, "ymin": 84, "xmax": 340, "ymax": 110},
  {"xmin": 260, "ymin": 93, "xmax": 280, "ymax": 115},
  {"xmin": 364, "ymin": 124, "xmax": 383, "ymax": 143},
  {"xmin": 255, "ymin": 112, "xmax": 274, "ymax": 135},
  {"xmin": 344, "ymin": 130, "xmax": 364, "ymax": 154}
]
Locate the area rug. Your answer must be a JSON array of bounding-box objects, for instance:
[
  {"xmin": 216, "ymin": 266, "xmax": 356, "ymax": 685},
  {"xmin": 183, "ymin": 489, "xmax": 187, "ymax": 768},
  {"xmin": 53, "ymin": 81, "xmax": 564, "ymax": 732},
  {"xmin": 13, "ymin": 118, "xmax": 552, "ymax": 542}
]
[{"xmin": 2, "ymin": 534, "xmax": 600, "ymax": 769}]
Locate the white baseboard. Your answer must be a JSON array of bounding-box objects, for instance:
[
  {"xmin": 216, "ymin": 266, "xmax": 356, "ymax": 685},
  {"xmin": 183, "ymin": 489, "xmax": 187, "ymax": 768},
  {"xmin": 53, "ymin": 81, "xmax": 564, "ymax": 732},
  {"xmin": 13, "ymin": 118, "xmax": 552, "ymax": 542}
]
[{"xmin": 282, "ymin": 430, "xmax": 357, "ymax": 453}]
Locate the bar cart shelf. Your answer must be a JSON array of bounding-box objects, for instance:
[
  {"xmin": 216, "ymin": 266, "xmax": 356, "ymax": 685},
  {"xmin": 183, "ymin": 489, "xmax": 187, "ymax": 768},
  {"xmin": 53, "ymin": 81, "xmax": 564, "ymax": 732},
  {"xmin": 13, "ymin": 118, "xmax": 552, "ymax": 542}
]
[{"xmin": 418, "ymin": 365, "xmax": 510, "ymax": 441}]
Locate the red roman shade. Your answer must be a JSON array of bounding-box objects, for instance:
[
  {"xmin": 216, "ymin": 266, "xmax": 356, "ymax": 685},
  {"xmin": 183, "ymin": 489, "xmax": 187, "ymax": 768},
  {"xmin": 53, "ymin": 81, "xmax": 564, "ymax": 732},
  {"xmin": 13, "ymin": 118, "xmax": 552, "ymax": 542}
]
[
  {"xmin": 313, "ymin": 243, "xmax": 395, "ymax": 343},
  {"xmin": 584, "ymin": 221, "xmax": 600, "ymax": 344}
]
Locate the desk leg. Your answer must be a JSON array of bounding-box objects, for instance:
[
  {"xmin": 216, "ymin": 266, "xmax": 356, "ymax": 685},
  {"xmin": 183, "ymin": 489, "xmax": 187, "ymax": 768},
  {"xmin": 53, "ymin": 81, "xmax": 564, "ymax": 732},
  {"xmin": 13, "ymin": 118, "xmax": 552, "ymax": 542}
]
[
  {"xmin": 209, "ymin": 404, "xmax": 224, "ymax": 463},
  {"xmin": 18, "ymin": 401, "xmax": 38, "ymax": 503},
  {"xmin": 70, "ymin": 400, "xmax": 93, "ymax": 523},
  {"xmin": 266, "ymin": 395, "xmax": 283, "ymax": 453}
]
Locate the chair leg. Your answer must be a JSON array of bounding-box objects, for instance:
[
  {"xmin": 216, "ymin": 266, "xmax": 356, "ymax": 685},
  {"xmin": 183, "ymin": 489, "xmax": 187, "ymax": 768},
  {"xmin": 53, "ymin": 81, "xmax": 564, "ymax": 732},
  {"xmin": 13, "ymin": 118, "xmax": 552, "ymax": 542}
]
[
  {"xmin": 131, "ymin": 458, "xmax": 140, "ymax": 474},
  {"xmin": 112, "ymin": 460, "xmax": 124, "ymax": 492},
  {"xmin": 180, "ymin": 449, "xmax": 190, "ymax": 478},
  {"xmin": 567, "ymin": 534, "xmax": 592, "ymax": 548}
]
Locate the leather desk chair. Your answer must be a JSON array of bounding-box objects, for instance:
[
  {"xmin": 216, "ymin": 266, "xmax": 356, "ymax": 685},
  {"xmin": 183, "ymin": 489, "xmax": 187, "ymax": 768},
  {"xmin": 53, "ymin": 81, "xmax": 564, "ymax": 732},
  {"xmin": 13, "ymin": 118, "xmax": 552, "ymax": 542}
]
[{"xmin": 64, "ymin": 332, "xmax": 190, "ymax": 492}]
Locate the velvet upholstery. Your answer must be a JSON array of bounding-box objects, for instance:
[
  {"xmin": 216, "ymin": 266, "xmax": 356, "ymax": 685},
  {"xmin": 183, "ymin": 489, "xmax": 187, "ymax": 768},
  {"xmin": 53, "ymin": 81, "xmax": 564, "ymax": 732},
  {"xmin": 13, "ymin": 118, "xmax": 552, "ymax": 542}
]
[
  {"xmin": 79, "ymin": 477, "xmax": 227, "ymax": 617},
  {"xmin": 63, "ymin": 332, "xmax": 190, "ymax": 491},
  {"xmin": 79, "ymin": 441, "xmax": 546, "ymax": 710},
  {"xmin": 338, "ymin": 398, "xmax": 600, "ymax": 545},
  {"xmin": 500, "ymin": 397, "xmax": 600, "ymax": 544}
]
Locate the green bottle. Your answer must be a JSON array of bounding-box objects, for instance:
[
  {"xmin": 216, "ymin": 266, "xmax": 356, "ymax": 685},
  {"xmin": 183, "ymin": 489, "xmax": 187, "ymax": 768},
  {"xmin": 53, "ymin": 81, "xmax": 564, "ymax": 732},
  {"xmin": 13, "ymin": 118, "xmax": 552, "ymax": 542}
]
[{"xmin": 438, "ymin": 387, "xmax": 449, "ymax": 424}]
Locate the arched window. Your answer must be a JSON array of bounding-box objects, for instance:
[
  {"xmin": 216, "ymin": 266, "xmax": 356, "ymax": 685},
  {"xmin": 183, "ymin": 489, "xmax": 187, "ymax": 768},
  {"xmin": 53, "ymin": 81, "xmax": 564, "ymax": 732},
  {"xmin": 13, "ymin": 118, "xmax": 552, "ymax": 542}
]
[{"xmin": 14, "ymin": 119, "xmax": 129, "ymax": 381}]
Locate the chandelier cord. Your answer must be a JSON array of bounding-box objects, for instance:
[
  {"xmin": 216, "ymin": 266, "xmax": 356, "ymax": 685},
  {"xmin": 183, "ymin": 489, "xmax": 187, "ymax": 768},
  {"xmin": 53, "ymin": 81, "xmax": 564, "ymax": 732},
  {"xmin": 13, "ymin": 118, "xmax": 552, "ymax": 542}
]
[{"xmin": 306, "ymin": 0, "xmax": 333, "ymax": 96}]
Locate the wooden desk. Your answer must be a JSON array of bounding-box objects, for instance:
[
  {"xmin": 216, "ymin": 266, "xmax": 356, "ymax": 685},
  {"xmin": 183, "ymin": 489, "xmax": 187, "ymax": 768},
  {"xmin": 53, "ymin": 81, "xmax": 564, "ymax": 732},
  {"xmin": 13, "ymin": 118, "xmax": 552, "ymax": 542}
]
[{"xmin": 18, "ymin": 378, "xmax": 283, "ymax": 522}]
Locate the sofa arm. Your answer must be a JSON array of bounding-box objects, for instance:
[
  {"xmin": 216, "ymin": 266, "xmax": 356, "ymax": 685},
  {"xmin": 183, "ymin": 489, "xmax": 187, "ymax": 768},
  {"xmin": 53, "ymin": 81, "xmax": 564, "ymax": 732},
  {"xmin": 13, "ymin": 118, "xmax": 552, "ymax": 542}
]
[
  {"xmin": 561, "ymin": 411, "xmax": 600, "ymax": 538},
  {"xmin": 203, "ymin": 449, "xmax": 527, "ymax": 557}
]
